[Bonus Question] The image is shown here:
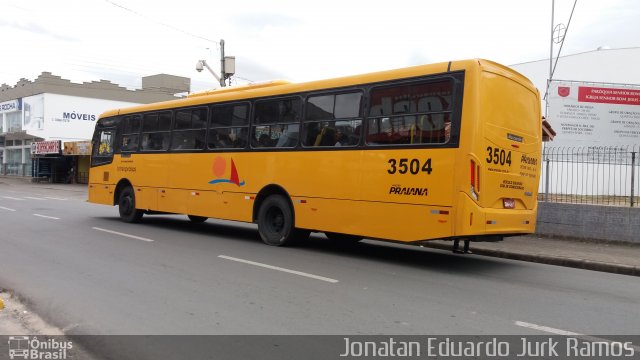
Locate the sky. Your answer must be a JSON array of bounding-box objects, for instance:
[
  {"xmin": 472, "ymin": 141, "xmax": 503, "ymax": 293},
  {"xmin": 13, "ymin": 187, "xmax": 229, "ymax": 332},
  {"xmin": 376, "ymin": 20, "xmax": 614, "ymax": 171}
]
[{"xmin": 1, "ymin": 0, "xmax": 638, "ymax": 93}]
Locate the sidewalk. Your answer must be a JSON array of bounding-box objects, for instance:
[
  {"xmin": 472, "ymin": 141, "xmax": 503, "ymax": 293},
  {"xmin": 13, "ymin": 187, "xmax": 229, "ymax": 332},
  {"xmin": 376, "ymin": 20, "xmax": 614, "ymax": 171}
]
[
  {"xmin": 422, "ymin": 235, "xmax": 640, "ymax": 276},
  {"xmin": 2, "ymin": 175, "xmax": 639, "ymax": 276},
  {"xmin": 0, "ymin": 175, "xmax": 87, "ymax": 193},
  {"xmin": 0, "ymin": 290, "xmax": 63, "ymax": 335}
]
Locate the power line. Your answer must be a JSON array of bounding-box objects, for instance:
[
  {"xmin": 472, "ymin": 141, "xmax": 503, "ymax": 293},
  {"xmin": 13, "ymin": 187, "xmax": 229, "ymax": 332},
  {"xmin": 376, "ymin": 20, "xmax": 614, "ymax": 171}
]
[
  {"xmin": 103, "ymin": 0, "xmax": 218, "ymax": 45},
  {"xmin": 233, "ymin": 75, "xmax": 255, "ymax": 84}
]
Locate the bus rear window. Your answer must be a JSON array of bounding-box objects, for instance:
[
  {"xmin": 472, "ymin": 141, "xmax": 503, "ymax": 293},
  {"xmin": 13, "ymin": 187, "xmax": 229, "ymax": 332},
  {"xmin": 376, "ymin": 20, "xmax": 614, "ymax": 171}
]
[{"xmin": 367, "ymin": 80, "xmax": 453, "ymax": 146}]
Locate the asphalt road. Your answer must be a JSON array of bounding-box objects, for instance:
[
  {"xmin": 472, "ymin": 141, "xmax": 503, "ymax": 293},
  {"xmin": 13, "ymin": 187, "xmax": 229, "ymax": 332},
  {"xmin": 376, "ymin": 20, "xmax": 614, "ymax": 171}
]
[{"xmin": 1, "ymin": 180, "xmax": 639, "ymax": 339}]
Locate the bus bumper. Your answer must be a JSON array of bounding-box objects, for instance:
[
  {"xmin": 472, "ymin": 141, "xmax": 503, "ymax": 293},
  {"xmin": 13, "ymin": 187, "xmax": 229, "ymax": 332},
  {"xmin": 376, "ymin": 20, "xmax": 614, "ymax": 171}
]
[{"xmin": 455, "ymin": 193, "xmax": 537, "ymax": 237}]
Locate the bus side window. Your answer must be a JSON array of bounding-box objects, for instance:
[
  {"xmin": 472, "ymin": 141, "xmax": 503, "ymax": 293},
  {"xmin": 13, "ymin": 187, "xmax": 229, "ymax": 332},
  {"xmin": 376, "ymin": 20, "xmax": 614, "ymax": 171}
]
[
  {"xmin": 367, "ymin": 80, "xmax": 453, "ymax": 146},
  {"xmin": 171, "ymin": 108, "xmax": 207, "ymax": 151},
  {"xmin": 303, "ymin": 91, "xmax": 362, "ymax": 147},
  {"xmin": 253, "ymin": 98, "xmax": 301, "ymax": 148},
  {"xmin": 209, "ymin": 103, "xmax": 250, "ymax": 149},
  {"xmin": 119, "ymin": 114, "xmax": 141, "ymax": 152}
]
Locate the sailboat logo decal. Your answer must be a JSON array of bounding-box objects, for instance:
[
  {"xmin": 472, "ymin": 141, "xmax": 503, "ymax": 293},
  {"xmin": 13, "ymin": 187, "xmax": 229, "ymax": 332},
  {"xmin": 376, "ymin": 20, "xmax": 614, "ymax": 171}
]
[{"xmin": 209, "ymin": 156, "xmax": 245, "ymax": 186}]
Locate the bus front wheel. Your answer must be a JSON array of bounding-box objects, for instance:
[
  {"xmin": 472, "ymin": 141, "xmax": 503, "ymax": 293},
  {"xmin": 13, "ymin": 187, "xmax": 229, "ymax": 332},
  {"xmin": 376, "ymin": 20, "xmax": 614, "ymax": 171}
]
[
  {"xmin": 118, "ymin": 186, "xmax": 143, "ymax": 223},
  {"xmin": 257, "ymin": 195, "xmax": 309, "ymax": 246}
]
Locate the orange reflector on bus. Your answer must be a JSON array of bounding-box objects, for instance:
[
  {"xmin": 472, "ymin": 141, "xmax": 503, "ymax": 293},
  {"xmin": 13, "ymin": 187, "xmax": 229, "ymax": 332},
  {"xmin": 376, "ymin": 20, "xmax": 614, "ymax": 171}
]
[
  {"xmin": 486, "ymin": 220, "xmax": 497, "ymax": 225},
  {"xmin": 503, "ymin": 198, "xmax": 515, "ymax": 209}
]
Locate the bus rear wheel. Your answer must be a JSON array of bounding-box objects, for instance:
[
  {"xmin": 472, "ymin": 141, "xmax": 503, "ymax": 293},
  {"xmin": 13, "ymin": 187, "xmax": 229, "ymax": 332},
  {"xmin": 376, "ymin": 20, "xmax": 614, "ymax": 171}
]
[
  {"xmin": 188, "ymin": 215, "xmax": 208, "ymax": 223},
  {"xmin": 118, "ymin": 186, "xmax": 143, "ymax": 223},
  {"xmin": 257, "ymin": 195, "xmax": 309, "ymax": 246}
]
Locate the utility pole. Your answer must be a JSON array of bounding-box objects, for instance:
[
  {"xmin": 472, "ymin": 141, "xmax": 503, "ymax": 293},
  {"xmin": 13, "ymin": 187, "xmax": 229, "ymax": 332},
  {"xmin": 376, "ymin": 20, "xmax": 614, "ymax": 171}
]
[
  {"xmin": 220, "ymin": 39, "xmax": 226, "ymax": 87},
  {"xmin": 219, "ymin": 39, "xmax": 235, "ymax": 87},
  {"xmin": 196, "ymin": 39, "xmax": 235, "ymax": 87}
]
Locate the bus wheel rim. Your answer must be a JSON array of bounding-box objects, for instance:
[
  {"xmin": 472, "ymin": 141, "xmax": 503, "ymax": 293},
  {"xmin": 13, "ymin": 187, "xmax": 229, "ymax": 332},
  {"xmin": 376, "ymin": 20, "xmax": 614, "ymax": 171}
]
[
  {"xmin": 121, "ymin": 195, "xmax": 133, "ymax": 215},
  {"xmin": 266, "ymin": 207, "xmax": 284, "ymax": 234}
]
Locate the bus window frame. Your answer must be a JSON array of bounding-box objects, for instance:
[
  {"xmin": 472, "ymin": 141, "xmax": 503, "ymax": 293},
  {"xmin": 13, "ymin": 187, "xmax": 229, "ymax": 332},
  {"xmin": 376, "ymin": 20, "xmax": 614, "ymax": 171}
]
[{"xmin": 97, "ymin": 71, "xmax": 464, "ymax": 159}]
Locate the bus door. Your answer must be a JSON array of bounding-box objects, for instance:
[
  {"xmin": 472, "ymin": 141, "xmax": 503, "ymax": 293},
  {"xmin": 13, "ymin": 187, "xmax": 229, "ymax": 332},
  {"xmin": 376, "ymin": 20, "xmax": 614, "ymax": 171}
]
[{"xmin": 89, "ymin": 125, "xmax": 116, "ymax": 205}]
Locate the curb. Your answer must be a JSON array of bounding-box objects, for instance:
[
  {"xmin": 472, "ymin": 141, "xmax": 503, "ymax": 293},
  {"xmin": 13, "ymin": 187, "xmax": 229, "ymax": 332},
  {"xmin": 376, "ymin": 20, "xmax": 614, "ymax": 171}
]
[{"xmin": 421, "ymin": 242, "xmax": 640, "ymax": 277}]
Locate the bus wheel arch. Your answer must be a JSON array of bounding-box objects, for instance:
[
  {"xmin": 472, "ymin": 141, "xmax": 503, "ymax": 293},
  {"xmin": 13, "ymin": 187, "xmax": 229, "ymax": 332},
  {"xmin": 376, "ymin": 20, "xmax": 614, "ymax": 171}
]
[
  {"xmin": 114, "ymin": 179, "xmax": 143, "ymax": 223},
  {"xmin": 253, "ymin": 185, "xmax": 309, "ymax": 246},
  {"xmin": 113, "ymin": 179, "xmax": 133, "ymax": 206},
  {"xmin": 253, "ymin": 184, "xmax": 292, "ymax": 223}
]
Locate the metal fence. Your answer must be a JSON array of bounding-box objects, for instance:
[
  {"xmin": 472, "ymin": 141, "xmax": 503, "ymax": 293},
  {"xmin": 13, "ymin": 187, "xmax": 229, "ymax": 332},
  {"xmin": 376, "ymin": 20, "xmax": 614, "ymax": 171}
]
[{"xmin": 540, "ymin": 145, "xmax": 640, "ymax": 207}]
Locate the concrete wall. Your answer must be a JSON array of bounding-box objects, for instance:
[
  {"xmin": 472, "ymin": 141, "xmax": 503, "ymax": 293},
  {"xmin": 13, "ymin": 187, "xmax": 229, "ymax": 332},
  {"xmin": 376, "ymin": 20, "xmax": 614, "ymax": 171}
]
[{"xmin": 537, "ymin": 202, "xmax": 640, "ymax": 243}]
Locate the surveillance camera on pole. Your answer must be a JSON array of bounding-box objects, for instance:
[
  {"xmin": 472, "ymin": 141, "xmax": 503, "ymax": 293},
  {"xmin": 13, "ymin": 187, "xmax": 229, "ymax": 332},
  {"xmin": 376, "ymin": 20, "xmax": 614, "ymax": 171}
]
[{"xmin": 195, "ymin": 59, "xmax": 221, "ymax": 85}]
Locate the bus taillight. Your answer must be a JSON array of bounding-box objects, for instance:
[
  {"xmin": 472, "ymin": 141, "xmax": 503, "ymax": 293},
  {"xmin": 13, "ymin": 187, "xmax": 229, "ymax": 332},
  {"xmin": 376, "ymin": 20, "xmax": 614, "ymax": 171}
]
[
  {"xmin": 476, "ymin": 163, "xmax": 480, "ymax": 192},
  {"xmin": 470, "ymin": 160, "xmax": 475, "ymax": 186},
  {"xmin": 470, "ymin": 160, "xmax": 479, "ymax": 200}
]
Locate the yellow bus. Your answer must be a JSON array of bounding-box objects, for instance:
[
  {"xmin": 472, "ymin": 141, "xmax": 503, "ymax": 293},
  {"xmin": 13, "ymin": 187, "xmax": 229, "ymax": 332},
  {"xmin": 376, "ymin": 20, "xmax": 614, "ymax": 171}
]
[{"xmin": 88, "ymin": 59, "xmax": 541, "ymax": 252}]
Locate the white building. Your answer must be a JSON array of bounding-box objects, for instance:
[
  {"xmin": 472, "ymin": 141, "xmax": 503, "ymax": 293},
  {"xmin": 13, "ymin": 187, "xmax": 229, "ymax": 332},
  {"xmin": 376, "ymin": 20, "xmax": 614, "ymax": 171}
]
[
  {"xmin": 0, "ymin": 73, "xmax": 190, "ymax": 182},
  {"xmin": 511, "ymin": 47, "xmax": 640, "ymax": 198},
  {"xmin": 511, "ymin": 47, "xmax": 640, "ymax": 147}
]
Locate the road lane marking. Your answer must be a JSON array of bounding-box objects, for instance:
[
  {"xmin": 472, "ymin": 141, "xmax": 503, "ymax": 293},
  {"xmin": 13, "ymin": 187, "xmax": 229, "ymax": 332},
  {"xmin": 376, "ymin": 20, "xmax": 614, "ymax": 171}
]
[
  {"xmin": 92, "ymin": 227, "xmax": 154, "ymax": 242},
  {"xmin": 33, "ymin": 214, "xmax": 61, "ymax": 220},
  {"xmin": 218, "ymin": 255, "xmax": 339, "ymax": 283},
  {"xmin": 45, "ymin": 197, "xmax": 68, "ymax": 201},
  {"xmin": 2, "ymin": 196, "xmax": 24, "ymax": 201},
  {"xmin": 25, "ymin": 197, "xmax": 47, "ymax": 200},
  {"xmin": 0, "ymin": 206, "xmax": 16, "ymax": 212},
  {"xmin": 515, "ymin": 321, "xmax": 640, "ymax": 353},
  {"xmin": 515, "ymin": 321, "xmax": 581, "ymax": 336}
]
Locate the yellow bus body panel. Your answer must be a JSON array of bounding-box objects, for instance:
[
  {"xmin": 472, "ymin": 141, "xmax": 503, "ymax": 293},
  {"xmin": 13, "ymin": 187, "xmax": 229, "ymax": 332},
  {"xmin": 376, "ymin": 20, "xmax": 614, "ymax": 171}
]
[{"xmin": 89, "ymin": 59, "xmax": 541, "ymax": 243}]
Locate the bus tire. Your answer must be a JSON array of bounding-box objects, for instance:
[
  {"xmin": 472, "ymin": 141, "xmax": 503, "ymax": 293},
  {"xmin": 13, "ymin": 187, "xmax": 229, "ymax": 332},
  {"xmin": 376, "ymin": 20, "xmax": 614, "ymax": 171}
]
[
  {"xmin": 188, "ymin": 215, "xmax": 208, "ymax": 223},
  {"xmin": 325, "ymin": 232, "xmax": 362, "ymax": 243},
  {"xmin": 118, "ymin": 186, "xmax": 143, "ymax": 223},
  {"xmin": 257, "ymin": 195, "xmax": 309, "ymax": 246}
]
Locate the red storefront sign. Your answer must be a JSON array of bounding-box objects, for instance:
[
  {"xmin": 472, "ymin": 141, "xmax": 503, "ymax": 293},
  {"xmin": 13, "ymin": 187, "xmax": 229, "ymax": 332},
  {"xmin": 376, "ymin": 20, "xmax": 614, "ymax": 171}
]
[
  {"xmin": 31, "ymin": 140, "xmax": 62, "ymax": 155},
  {"xmin": 578, "ymin": 86, "xmax": 640, "ymax": 106}
]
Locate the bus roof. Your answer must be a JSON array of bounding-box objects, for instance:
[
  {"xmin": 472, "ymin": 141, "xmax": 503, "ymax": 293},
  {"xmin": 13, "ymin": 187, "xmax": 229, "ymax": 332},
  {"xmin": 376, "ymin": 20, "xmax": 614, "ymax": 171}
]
[{"xmin": 98, "ymin": 59, "xmax": 535, "ymax": 120}]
